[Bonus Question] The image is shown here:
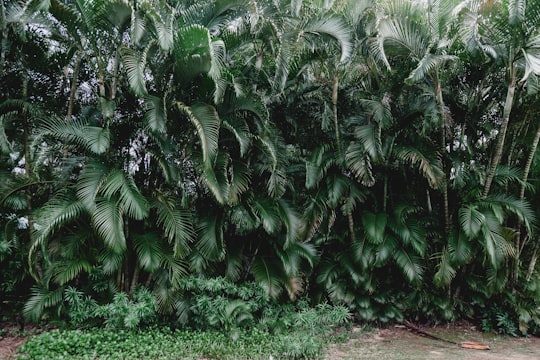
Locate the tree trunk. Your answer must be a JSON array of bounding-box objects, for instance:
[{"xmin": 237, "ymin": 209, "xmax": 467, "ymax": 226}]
[
  {"xmin": 513, "ymin": 120, "xmax": 540, "ymax": 282},
  {"xmin": 434, "ymin": 73, "xmax": 451, "ymax": 235},
  {"xmin": 483, "ymin": 64, "xmax": 516, "ymax": 198},
  {"xmin": 0, "ymin": 1, "xmax": 6, "ymax": 75},
  {"xmin": 66, "ymin": 52, "xmax": 83, "ymax": 120},
  {"xmin": 332, "ymin": 74, "xmax": 343, "ymax": 164}
]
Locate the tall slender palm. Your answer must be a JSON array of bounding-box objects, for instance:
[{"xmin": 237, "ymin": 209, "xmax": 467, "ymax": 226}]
[{"xmin": 454, "ymin": 0, "xmax": 540, "ymax": 198}]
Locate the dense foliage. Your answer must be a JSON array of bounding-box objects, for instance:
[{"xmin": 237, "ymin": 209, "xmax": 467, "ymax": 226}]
[{"xmin": 1, "ymin": 0, "xmax": 540, "ymax": 336}]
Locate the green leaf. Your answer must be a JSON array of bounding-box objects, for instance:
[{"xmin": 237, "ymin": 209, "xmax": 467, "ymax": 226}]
[
  {"xmin": 134, "ymin": 233, "xmax": 162, "ymax": 272},
  {"xmin": 252, "ymin": 258, "xmax": 284, "ymax": 299},
  {"xmin": 153, "ymin": 197, "xmax": 195, "ymax": 257},
  {"xmin": 121, "ymin": 44, "xmax": 149, "ymax": 96},
  {"xmin": 393, "ymin": 247, "xmax": 423, "ymax": 283},
  {"xmin": 362, "ymin": 212, "xmax": 387, "ymax": 244},
  {"xmin": 93, "ymin": 198, "xmax": 126, "ymax": 253},
  {"xmin": 178, "ymin": 102, "xmax": 220, "ymax": 167},
  {"xmin": 459, "ymin": 204, "xmax": 484, "ymax": 238}
]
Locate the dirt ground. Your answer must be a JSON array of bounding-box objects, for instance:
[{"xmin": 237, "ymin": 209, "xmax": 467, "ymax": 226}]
[{"xmin": 325, "ymin": 325, "xmax": 540, "ymax": 360}]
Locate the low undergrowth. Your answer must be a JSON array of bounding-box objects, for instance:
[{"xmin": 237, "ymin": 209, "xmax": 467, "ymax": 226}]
[{"xmin": 15, "ymin": 324, "xmax": 348, "ymax": 360}]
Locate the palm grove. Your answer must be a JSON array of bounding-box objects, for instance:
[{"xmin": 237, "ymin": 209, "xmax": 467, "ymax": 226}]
[{"xmin": 1, "ymin": 0, "xmax": 540, "ymax": 334}]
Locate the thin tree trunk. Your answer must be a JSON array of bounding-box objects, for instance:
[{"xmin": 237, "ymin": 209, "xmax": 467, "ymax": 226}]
[
  {"xmin": 0, "ymin": 1, "xmax": 6, "ymax": 75},
  {"xmin": 513, "ymin": 120, "xmax": 540, "ymax": 282},
  {"xmin": 483, "ymin": 64, "xmax": 516, "ymax": 198},
  {"xmin": 66, "ymin": 52, "xmax": 83, "ymax": 120},
  {"xmin": 332, "ymin": 74, "xmax": 343, "ymax": 164},
  {"xmin": 434, "ymin": 73, "xmax": 450, "ymax": 235}
]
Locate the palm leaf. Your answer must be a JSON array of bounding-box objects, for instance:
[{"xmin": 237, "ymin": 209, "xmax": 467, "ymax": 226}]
[
  {"xmin": 448, "ymin": 230, "xmax": 473, "ymax": 265},
  {"xmin": 153, "ymin": 196, "xmax": 195, "ymax": 257},
  {"xmin": 433, "ymin": 248, "xmax": 456, "ymax": 287},
  {"xmin": 99, "ymin": 248, "xmax": 125, "ymax": 275},
  {"xmin": 130, "ymin": 6, "xmax": 147, "ymax": 45},
  {"xmin": 508, "ymin": 0, "xmax": 526, "ymax": 26},
  {"xmin": 405, "ymin": 53, "xmax": 457, "ymax": 84},
  {"xmin": 277, "ymin": 199, "xmax": 302, "ymax": 248},
  {"xmin": 303, "ymin": 15, "xmax": 352, "ymax": 63},
  {"xmin": 459, "ymin": 204, "xmax": 484, "ymax": 238},
  {"xmin": 143, "ymin": 95, "xmax": 167, "ymax": 133},
  {"xmin": 134, "ymin": 233, "xmax": 162, "ymax": 272},
  {"xmin": 52, "ymin": 259, "xmax": 92, "ymax": 286},
  {"xmin": 393, "ymin": 247, "xmax": 423, "ymax": 284},
  {"xmin": 36, "ymin": 115, "xmax": 110, "ymax": 155},
  {"xmin": 222, "ymin": 118, "xmax": 251, "ymax": 157},
  {"xmin": 227, "ymin": 158, "xmax": 251, "ymax": 204},
  {"xmin": 305, "ymin": 144, "xmax": 333, "ymax": 189},
  {"xmin": 253, "ymin": 198, "xmax": 281, "ymax": 235},
  {"xmin": 345, "ymin": 143, "xmax": 375, "ymax": 186},
  {"xmin": 99, "ymin": 169, "xmax": 149, "ymax": 220},
  {"xmin": 354, "ymin": 124, "xmax": 382, "ymax": 161},
  {"xmin": 196, "ymin": 215, "xmax": 225, "ymax": 261},
  {"xmin": 177, "ymin": 102, "xmax": 220, "ymax": 167},
  {"xmin": 252, "ymin": 257, "xmax": 284, "ymax": 299},
  {"xmin": 30, "ymin": 192, "xmax": 86, "ymax": 265},
  {"xmin": 395, "ymin": 146, "xmax": 444, "ymax": 189},
  {"xmin": 362, "ymin": 212, "xmax": 387, "ymax": 245},
  {"xmin": 23, "ymin": 286, "xmax": 64, "ymax": 322},
  {"xmin": 93, "ymin": 198, "xmax": 126, "ymax": 253},
  {"xmin": 120, "ymin": 44, "xmax": 150, "ymax": 96}
]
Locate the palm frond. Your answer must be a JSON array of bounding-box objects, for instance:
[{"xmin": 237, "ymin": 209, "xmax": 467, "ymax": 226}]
[
  {"xmin": 395, "ymin": 146, "xmax": 444, "ymax": 189},
  {"xmin": 143, "ymin": 95, "xmax": 167, "ymax": 133},
  {"xmin": 362, "ymin": 212, "xmax": 387, "ymax": 245},
  {"xmin": 120, "ymin": 43, "xmax": 151, "ymax": 96},
  {"xmin": 354, "ymin": 124, "xmax": 383, "ymax": 161},
  {"xmin": 483, "ymin": 194, "xmax": 535, "ymax": 234},
  {"xmin": 448, "ymin": 230, "xmax": 473, "ymax": 265},
  {"xmin": 99, "ymin": 248, "xmax": 125, "ymax": 275},
  {"xmin": 30, "ymin": 191, "xmax": 86, "ymax": 266},
  {"xmin": 196, "ymin": 215, "xmax": 225, "ymax": 261},
  {"xmin": 153, "ymin": 196, "xmax": 195, "ymax": 257},
  {"xmin": 305, "ymin": 144, "xmax": 334, "ymax": 189},
  {"xmin": 52, "ymin": 259, "xmax": 92, "ymax": 286},
  {"xmin": 177, "ymin": 102, "xmax": 220, "ymax": 167},
  {"xmin": 99, "ymin": 169, "xmax": 149, "ymax": 220},
  {"xmin": 35, "ymin": 115, "xmax": 110, "ymax": 155},
  {"xmin": 253, "ymin": 198, "xmax": 281, "ymax": 235},
  {"xmin": 459, "ymin": 204, "xmax": 484, "ymax": 238},
  {"xmin": 252, "ymin": 257, "xmax": 285, "ymax": 299},
  {"xmin": 303, "ymin": 15, "xmax": 352, "ymax": 63},
  {"xmin": 227, "ymin": 158, "xmax": 251, "ymax": 204},
  {"xmin": 393, "ymin": 247, "xmax": 423, "ymax": 284},
  {"xmin": 134, "ymin": 233, "xmax": 162, "ymax": 272},
  {"xmin": 433, "ymin": 248, "xmax": 456, "ymax": 287},
  {"xmin": 160, "ymin": 252, "xmax": 189, "ymax": 289},
  {"xmin": 23, "ymin": 286, "xmax": 64, "ymax": 322},
  {"xmin": 277, "ymin": 199, "xmax": 302, "ymax": 247},
  {"xmin": 326, "ymin": 174, "xmax": 349, "ymax": 209},
  {"xmin": 92, "ymin": 198, "xmax": 126, "ymax": 253},
  {"xmin": 130, "ymin": 6, "xmax": 147, "ymax": 45},
  {"xmin": 405, "ymin": 53, "xmax": 457, "ymax": 84},
  {"xmin": 508, "ymin": 0, "xmax": 526, "ymax": 26},
  {"xmin": 345, "ymin": 143, "xmax": 375, "ymax": 186},
  {"xmin": 222, "ymin": 118, "xmax": 251, "ymax": 157}
]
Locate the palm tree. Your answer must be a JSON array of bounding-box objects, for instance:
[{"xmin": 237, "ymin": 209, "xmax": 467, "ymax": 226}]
[{"xmin": 454, "ymin": 0, "xmax": 540, "ymax": 198}]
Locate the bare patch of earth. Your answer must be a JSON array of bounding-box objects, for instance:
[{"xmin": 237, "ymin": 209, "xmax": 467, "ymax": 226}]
[{"xmin": 325, "ymin": 325, "xmax": 540, "ymax": 360}]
